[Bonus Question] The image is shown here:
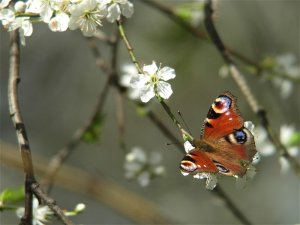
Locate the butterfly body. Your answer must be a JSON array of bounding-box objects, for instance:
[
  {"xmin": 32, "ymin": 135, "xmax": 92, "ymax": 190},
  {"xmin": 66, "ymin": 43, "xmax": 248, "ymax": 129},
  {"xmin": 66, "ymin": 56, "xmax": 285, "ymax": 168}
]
[{"xmin": 180, "ymin": 92, "xmax": 257, "ymax": 177}]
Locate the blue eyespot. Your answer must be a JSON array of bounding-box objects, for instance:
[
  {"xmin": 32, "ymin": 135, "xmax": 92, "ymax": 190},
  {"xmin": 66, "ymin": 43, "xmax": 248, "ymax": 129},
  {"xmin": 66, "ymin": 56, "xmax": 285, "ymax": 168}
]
[
  {"xmin": 234, "ymin": 130, "xmax": 247, "ymax": 144},
  {"xmin": 215, "ymin": 163, "xmax": 230, "ymax": 173}
]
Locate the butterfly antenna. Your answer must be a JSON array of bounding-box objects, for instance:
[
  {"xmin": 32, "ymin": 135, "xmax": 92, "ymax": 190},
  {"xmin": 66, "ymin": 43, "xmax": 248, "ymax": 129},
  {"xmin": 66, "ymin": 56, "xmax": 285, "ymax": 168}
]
[{"xmin": 177, "ymin": 110, "xmax": 192, "ymax": 135}]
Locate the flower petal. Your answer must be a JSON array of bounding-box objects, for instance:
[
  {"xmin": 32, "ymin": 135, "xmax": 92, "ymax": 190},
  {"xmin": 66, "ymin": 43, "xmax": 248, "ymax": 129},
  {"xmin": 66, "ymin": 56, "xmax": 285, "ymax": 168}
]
[
  {"xmin": 138, "ymin": 171, "xmax": 150, "ymax": 187},
  {"xmin": 157, "ymin": 66, "xmax": 175, "ymax": 81},
  {"xmin": 106, "ymin": 3, "xmax": 121, "ymax": 23},
  {"xmin": 143, "ymin": 61, "xmax": 158, "ymax": 76},
  {"xmin": 140, "ymin": 84, "xmax": 155, "ymax": 103},
  {"xmin": 130, "ymin": 74, "xmax": 149, "ymax": 89},
  {"xmin": 120, "ymin": 1, "xmax": 134, "ymax": 18},
  {"xmin": 184, "ymin": 141, "xmax": 194, "ymax": 153},
  {"xmin": 156, "ymin": 81, "xmax": 173, "ymax": 99}
]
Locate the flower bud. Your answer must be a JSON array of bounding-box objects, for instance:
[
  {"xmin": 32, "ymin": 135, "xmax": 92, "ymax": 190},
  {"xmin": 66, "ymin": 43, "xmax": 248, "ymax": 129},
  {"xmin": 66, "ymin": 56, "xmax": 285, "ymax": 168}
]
[{"xmin": 14, "ymin": 1, "xmax": 26, "ymax": 13}]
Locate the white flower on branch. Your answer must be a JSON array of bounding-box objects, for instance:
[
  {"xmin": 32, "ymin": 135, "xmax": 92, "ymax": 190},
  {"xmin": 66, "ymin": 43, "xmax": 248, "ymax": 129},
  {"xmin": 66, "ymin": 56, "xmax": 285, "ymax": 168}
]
[
  {"xmin": 255, "ymin": 125, "xmax": 275, "ymax": 156},
  {"xmin": 130, "ymin": 61, "xmax": 176, "ymax": 103},
  {"xmin": 272, "ymin": 53, "xmax": 300, "ymax": 98},
  {"xmin": 9, "ymin": 17, "xmax": 33, "ymax": 45},
  {"xmin": 26, "ymin": 0, "xmax": 54, "ymax": 23},
  {"xmin": 0, "ymin": 8, "xmax": 15, "ymax": 26},
  {"xmin": 280, "ymin": 124, "xmax": 299, "ymax": 157},
  {"xmin": 68, "ymin": 0, "xmax": 107, "ymax": 37},
  {"xmin": 124, "ymin": 146, "xmax": 165, "ymax": 187},
  {"xmin": 49, "ymin": 11, "xmax": 70, "ymax": 32},
  {"xmin": 120, "ymin": 63, "xmax": 140, "ymax": 100},
  {"xmin": 16, "ymin": 197, "xmax": 53, "ymax": 225},
  {"xmin": 255, "ymin": 123, "xmax": 299, "ymax": 173},
  {"xmin": 103, "ymin": 0, "xmax": 134, "ymax": 23},
  {"xmin": 14, "ymin": 1, "xmax": 26, "ymax": 13},
  {"xmin": 0, "ymin": 0, "xmax": 11, "ymax": 9},
  {"xmin": 193, "ymin": 172, "xmax": 218, "ymax": 190},
  {"xmin": 183, "ymin": 140, "xmax": 194, "ymax": 153}
]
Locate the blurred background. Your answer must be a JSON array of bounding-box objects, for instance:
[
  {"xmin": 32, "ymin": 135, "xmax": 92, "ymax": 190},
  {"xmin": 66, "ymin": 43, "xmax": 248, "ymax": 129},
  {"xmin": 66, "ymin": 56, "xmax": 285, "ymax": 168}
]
[{"xmin": 1, "ymin": 0, "xmax": 299, "ymax": 224}]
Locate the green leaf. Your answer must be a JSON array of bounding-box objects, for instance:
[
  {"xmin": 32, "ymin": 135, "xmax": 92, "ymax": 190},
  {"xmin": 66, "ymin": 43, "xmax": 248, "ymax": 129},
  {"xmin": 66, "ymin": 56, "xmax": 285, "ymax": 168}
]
[
  {"xmin": 0, "ymin": 186, "xmax": 25, "ymax": 204},
  {"xmin": 175, "ymin": 7, "xmax": 193, "ymax": 21},
  {"xmin": 288, "ymin": 132, "xmax": 300, "ymax": 146},
  {"xmin": 260, "ymin": 56, "xmax": 276, "ymax": 71},
  {"xmin": 81, "ymin": 113, "xmax": 105, "ymax": 143}
]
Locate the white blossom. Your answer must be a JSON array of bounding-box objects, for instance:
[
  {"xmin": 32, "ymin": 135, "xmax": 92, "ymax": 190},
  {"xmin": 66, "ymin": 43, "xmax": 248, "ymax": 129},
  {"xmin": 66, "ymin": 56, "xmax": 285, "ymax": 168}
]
[
  {"xmin": 130, "ymin": 61, "xmax": 176, "ymax": 103},
  {"xmin": 183, "ymin": 141, "xmax": 194, "ymax": 153},
  {"xmin": 49, "ymin": 11, "xmax": 70, "ymax": 32},
  {"xmin": 120, "ymin": 63, "xmax": 140, "ymax": 100},
  {"xmin": 279, "ymin": 156, "xmax": 290, "ymax": 174},
  {"xmin": 0, "ymin": 0, "xmax": 11, "ymax": 9},
  {"xmin": 9, "ymin": 17, "xmax": 33, "ymax": 45},
  {"xmin": 104, "ymin": 0, "xmax": 134, "ymax": 23},
  {"xmin": 255, "ymin": 125, "xmax": 275, "ymax": 156},
  {"xmin": 26, "ymin": 0, "xmax": 54, "ymax": 22},
  {"xmin": 124, "ymin": 146, "xmax": 165, "ymax": 187},
  {"xmin": 68, "ymin": 0, "xmax": 107, "ymax": 37},
  {"xmin": 14, "ymin": 1, "xmax": 26, "ymax": 13},
  {"xmin": 235, "ymin": 164, "xmax": 256, "ymax": 189},
  {"xmin": 16, "ymin": 197, "xmax": 53, "ymax": 225},
  {"xmin": 193, "ymin": 172, "xmax": 218, "ymax": 190},
  {"xmin": 0, "ymin": 8, "xmax": 15, "ymax": 26},
  {"xmin": 280, "ymin": 124, "xmax": 299, "ymax": 157},
  {"xmin": 272, "ymin": 53, "xmax": 300, "ymax": 98}
]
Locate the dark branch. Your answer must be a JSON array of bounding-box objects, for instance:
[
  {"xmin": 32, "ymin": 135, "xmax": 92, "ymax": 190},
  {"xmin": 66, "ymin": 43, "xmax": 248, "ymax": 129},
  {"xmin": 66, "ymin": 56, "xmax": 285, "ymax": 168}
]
[
  {"xmin": 8, "ymin": 30, "xmax": 74, "ymax": 225},
  {"xmin": 8, "ymin": 29, "xmax": 34, "ymax": 225},
  {"xmin": 203, "ymin": 0, "xmax": 300, "ymax": 175}
]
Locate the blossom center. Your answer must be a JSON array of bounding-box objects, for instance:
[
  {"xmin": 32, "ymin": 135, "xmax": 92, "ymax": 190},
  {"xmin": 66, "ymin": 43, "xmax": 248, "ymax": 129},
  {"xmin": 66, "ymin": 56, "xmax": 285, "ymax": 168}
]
[{"xmin": 150, "ymin": 74, "xmax": 159, "ymax": 84}]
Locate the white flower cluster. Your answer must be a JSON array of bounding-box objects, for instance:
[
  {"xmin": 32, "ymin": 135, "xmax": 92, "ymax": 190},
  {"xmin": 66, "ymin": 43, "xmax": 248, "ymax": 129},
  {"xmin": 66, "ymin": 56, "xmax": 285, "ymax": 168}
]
[
  {"xmin": 255, "ymin": 124, "xmax": 300, "ymax": 173},
  {"xmin": 16, "ymin": 197, "xmax": 53, "ymax": 225},
  {"xmin": 124, "ymin": 146, "xmax": 165, "ymax": 187},
  {"xmin": 120, "ymin": 61, "xmax": 176, "ymax": 103},
  {"xmin": 271, "ymin": 54, "xmax": 300, "ymax": 98},
  {"xmin": 0, "ymin": 0, "xmax": 134, "ymax": 44},
  {"xmin": 182, "ymin": 140, "xmax": 218, "ymax": 190},
  {"xmin": 181, "ymin": 121, "xmax": 258, "ymax": 190}
]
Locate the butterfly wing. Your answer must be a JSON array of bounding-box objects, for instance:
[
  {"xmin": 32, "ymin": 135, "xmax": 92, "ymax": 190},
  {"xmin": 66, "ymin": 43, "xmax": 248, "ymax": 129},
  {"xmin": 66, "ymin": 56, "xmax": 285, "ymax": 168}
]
[
  {"xmin": 180, "ymin": 92, "xmax": 257, "ymax": 177},
  {"xmin": 201, "ymin": 91, "xmax": 257, "ymax": 176},
  {"xmin": 180, "ymin": 148, "xmax": 218, "ymax": 175},
  {"xmin": 202, "ymin": 91, "xmax": 243, "ymax": 141}
]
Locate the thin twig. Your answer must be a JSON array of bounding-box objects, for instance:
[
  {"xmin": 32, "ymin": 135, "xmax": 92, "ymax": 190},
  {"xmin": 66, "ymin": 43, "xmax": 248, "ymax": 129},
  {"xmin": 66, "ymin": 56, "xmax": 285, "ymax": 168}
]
[
  {"xmin": 117, "ymin": 19, "xmax": 192, "ymax": 140},
  {"xmin": 8, "ymin": 29, "xmax": 35, "ymax": 225},
  {"xmin": 110, "ymin": 31, "xmax": 128, "ymax": 148},
  {"xmin": 147, "ymin": 111, "xmax": 184, "ymax": 153},
  {"xmin": 87, "ymin": 27, "xmax": 254, "ymax": 225},
  {"xmin": 8, "ymin": 30, "xmax": 74, "ymax": 225},
  {"xmin": 213, "ymin": 186, "xmax": 251, "ymax": 225},
  {"xmin": 31, "ymin": 183, "xmax": 74, "ymax": 225},
  {"xmin": 140, "ymin": 0, "xmax": 259, "ymax": 68},
  {"xmin": 1, "ymin": 142, "xmax": 174, "ymax": 224},
  {"xmin": 203, "ymin": 0, "xmax": 300, "ymax": 175},
  {"xmin": 117, "ymin": 19, "xmax": 143, "ymax": 73}
]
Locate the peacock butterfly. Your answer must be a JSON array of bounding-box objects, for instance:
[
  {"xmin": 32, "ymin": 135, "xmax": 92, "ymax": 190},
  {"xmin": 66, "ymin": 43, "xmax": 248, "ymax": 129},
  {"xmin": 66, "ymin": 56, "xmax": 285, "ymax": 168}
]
[{"xmin": 180, "ymin": 91, "xmax": 257, "ymax": 177}]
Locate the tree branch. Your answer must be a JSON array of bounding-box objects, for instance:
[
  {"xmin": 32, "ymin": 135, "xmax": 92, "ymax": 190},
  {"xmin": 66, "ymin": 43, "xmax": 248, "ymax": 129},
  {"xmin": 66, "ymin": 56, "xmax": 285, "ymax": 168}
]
[
  {"xmin": 203, "ymin": 0, "xmax": 300, "ymax": 175},
  {"xmin": 8, "ymin": 29, "xmax": 35, "ymax": 225},
  {"xmin": 1, "ymin": 142, "xmax": 173, "ymax": 224},
  {"xmin": 140, "ymin": 0, "xmax": 259, "ymax": 68},
  {"xmin": 88, "ymin": 29, "xmax": 254, "ymax": 225},
  {"xmin": 8, "ymin": 30, "xmax": 74, "ymax": 225}
]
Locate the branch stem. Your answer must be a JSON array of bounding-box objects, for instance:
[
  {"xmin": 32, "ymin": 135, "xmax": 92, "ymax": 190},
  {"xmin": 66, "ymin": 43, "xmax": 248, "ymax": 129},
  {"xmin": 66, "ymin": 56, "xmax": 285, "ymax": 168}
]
[
  {"xmin": 8, "ymin": 29, "xmax": 34, "ymax": 225},
  {"xmin": 203, "ymin": 0, "xmax": 300, "ymax": 175}
]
